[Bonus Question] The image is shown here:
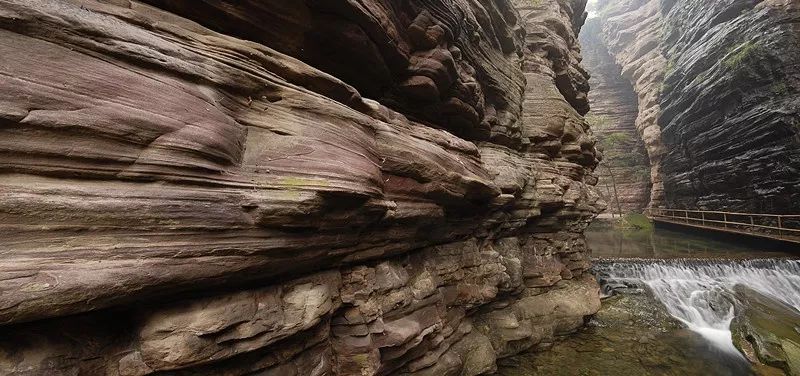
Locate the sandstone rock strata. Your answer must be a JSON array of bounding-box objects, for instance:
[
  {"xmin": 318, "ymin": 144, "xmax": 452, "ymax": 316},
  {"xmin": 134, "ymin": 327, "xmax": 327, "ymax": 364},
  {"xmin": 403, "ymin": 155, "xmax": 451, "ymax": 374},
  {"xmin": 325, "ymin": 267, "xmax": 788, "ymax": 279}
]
[
  {"xmin": 595, "ymin": 0, "xmax": 667, "ymax": 209},
  {"xmin": 0, "ymin": 0, "xmax": 602, "ymax": 374},
  {"xmin": 579, "ymin": 17, "xmax": 650, "ymax": 213}
]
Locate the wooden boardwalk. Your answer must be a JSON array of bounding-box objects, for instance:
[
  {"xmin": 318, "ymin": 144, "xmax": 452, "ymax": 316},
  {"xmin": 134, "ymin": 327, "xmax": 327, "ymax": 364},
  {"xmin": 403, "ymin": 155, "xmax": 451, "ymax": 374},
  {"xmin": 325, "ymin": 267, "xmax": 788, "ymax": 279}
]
[{"xmin": 647, "ymin": 208, "xmax": 800, "ymax": 246}]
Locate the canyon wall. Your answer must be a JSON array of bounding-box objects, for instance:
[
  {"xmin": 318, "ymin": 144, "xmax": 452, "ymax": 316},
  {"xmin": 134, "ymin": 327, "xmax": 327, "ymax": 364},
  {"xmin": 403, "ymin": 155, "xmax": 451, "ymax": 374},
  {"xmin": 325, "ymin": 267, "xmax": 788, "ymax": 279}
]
[
  {"xmin": 658, "ymin": 0, "xmax": 800, "ymax": 213},
  {"xmin": 589, "ymin": 0, "xmax": 800, "ymax": 213},
  {"xmin": 0, "ymin": 0, "xmax": 602, "ymax": 375},
  {"xmin": 593, "ymin": 0, "xmax": 668, "ymax": 210},
  {"xmin": 579, "ymin": 17, "xmax": 650, "ymax": 213}
]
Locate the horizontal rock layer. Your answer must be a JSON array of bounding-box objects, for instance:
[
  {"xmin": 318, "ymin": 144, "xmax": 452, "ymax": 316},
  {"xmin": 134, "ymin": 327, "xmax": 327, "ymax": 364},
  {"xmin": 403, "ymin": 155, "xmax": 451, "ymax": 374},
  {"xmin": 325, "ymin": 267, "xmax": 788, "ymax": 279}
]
[
  {"xmin": 658, "ymin": 0, "xmax": 800, "ymax": 213},
  {"xmin": 595, "ymin": 0, "xmax": 667, "ymax": 209},
  {"xmin": 0, "ymin": 0, "xmax": 602, "ymax": 375},
  {"xmin": 593, "ymin": 0, "xmax": 800, "ymax": 214},
  {"xmin": 580, "ymin": 16, "xmax": 650, "ymax": 213}
]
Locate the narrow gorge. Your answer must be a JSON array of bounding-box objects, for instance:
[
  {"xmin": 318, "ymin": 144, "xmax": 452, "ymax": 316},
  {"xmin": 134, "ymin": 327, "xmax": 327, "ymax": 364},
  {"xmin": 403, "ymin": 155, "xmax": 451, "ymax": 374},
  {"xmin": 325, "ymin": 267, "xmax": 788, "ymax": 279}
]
[
  {"xmin": 2, "ymin": 0, "xmax": 799, "ymax": 375},
  {"xmin": 582, "ymin": 0, "xmax": 799, "ymax": 213}
]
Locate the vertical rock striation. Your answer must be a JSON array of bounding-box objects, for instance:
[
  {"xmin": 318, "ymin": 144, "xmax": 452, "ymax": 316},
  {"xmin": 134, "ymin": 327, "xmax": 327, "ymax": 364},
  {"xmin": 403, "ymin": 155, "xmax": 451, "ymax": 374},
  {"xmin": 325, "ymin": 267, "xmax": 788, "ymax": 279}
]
[{"xmin": 0, "ymin": 0, "xmax": 602, "ymax": 375}]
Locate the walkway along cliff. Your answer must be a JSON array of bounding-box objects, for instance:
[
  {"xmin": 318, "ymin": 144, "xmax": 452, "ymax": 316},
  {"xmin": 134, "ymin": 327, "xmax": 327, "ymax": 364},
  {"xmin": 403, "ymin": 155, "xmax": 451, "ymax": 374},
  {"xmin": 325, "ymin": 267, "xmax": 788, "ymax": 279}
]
[{"xmin": 0, "ymin": 0, "xmax": 604, "ymax": 375}]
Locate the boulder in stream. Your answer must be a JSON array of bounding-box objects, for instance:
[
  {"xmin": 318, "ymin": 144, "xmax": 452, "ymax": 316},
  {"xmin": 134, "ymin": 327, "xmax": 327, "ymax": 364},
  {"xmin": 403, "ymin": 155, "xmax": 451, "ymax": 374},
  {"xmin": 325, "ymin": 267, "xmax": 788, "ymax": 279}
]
[{"xmin": 732, "ymin": 285, "xmax": 800, "ymax": 376}]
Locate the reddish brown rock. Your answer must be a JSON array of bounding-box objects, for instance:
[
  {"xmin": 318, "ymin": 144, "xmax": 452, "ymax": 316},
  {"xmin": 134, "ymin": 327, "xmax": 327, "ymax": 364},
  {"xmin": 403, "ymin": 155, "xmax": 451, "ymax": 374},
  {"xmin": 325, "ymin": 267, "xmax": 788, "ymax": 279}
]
[
  {"xmin": 0, "ymin": 0, "xmax": 602, "ymax": 374},
  {"xmin": 593, "ymin": 0, "xmax": 668, "ymax": 209}
]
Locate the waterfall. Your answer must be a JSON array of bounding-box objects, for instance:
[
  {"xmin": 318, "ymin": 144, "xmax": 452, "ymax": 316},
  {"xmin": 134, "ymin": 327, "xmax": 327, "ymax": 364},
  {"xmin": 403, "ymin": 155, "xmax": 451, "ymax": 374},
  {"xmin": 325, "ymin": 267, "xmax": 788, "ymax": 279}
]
[{"xmin": 594, "ymin": 258, "xmax": 800, "ymax": 353}]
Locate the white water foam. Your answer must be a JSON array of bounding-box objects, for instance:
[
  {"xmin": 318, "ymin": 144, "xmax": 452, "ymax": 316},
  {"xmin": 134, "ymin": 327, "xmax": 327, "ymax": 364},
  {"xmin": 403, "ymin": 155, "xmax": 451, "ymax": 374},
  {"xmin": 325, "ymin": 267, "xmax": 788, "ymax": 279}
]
[{"xmin": 595, "ymin": 258, "xmax": 800, "ymax": 354}]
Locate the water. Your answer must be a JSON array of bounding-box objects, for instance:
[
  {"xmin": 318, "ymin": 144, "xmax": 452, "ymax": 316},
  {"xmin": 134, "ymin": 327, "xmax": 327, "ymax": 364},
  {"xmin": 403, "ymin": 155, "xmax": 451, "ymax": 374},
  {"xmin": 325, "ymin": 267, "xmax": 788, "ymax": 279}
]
[
  {"xmin": 586, "ymin": 220, "xmax": 794, "ymax": 259},
  {"xmin": 595, "ymin": 258, "xmax": 800, "ymax": 355},
  {"xmin": 498, "ymin": 220, "xmax": 800, "ymax": 375}
]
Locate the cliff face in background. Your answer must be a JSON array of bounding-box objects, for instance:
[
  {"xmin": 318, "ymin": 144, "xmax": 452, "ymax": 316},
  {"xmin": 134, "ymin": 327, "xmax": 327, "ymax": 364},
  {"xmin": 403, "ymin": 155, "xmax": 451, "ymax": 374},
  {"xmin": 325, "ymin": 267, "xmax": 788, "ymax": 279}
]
[
  {"xmin": 580, "ymin": 17, "xmax": 650, "ymax": 213},
  {"xmin": 658, "ymin": 0, "xmax": 800, "ymax": 213},
  {"xmin": 0, "ymin": 0, "xmax": 602, "ymax": 375},
  {"xmin": 593, "ymin": 0, "xmax": 667, "ymax": 210},
  {"xmin": 591, "ymin": 0, "xmax": 800, "ymax": 213}
]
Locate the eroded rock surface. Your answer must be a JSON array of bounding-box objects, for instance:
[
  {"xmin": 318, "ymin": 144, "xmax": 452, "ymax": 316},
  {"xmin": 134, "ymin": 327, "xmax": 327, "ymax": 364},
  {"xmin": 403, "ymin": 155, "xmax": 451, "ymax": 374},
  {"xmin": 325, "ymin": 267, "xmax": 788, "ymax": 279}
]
[
  {"xmin": 0, "ymin": 0, "xmax": 602, "ymax": 374},
  {"xmin": 579, "ymin": 16, "xmax": 650, "ymax": 213},
  {"xmin": 590, "ymin": 0, "xmax": 800, "ymax": 213},
  {"xmin": 658, "ymin": 0, "xmax": 800, "ymax": 212},
  {"xmin": 594, "ymin": 0, "xmax": 668, "ymax": 209}
]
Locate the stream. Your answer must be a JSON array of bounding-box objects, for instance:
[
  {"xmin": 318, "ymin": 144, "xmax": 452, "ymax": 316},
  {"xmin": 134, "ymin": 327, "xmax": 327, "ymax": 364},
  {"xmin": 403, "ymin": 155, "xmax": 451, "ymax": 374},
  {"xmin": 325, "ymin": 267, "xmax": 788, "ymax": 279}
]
[{"xmin": 499, "ymin": 220, "xmax": 800, "ymax": 376}]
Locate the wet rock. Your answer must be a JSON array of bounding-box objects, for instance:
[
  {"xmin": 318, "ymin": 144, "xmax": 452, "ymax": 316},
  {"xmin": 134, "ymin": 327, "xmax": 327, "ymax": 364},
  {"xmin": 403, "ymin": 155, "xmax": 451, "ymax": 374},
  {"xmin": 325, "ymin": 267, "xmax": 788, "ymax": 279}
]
[
  {"xmin": 497, "ymin": 291, "xmax": 754, "ymax": 376},
  {"xmin": 732, "ymin": 286, "xmax": 800, "ymax": 376}
]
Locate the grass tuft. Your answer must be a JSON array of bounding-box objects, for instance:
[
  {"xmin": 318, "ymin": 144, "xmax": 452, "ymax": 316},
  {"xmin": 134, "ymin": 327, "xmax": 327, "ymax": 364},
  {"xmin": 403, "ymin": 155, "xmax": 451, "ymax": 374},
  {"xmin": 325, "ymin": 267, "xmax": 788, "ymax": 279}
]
[{"xmin": 723, "ymin": 41, "xmax": 759, "ymax": 69}]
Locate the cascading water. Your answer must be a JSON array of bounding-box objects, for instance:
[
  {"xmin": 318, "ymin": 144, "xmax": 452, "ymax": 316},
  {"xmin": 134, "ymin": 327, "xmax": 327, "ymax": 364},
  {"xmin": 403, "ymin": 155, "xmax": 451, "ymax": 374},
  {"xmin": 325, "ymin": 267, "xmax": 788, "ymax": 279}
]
[{"xmin": 594, "ymin": 258, "xmax": 800, "ymax": 354}]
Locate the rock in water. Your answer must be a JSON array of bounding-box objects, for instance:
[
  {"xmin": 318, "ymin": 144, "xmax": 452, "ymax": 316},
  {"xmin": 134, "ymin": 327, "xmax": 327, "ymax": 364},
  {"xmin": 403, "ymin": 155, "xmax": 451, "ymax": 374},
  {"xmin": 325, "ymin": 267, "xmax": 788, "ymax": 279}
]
[
  {"xmin": 0, "ymin": 0, "xmax": 603, "ymax": 375},
  {"xmin": 732, "ymin": 285, "xmax": 800, "ymax": 376}
]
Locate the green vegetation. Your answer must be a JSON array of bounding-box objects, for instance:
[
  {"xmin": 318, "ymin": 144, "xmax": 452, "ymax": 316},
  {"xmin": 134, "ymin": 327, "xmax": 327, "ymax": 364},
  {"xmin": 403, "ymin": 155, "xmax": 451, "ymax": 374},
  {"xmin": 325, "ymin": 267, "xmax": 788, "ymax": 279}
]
[
  {"xmin": 615, "ymin": 213, "xmax": 654, "ymax": 231},
  {"xmin": 693, "ymin": 71, "xmax": 709, "ymax": 84},
  {"xmin": 723, "ymin": 41, "xmax": 760, "ymax": 69},
  {"xmin": 585, "ymin": 114, "xmax": 611, "ymax": 129},
  {"xmin": 659, "ymin": 81, "xmax": 674, "ymax": 97},
  {"xmin": 770, "ymin": 81, "xmax": 789, "ymax": 96},
  {"xmin": 631, "ymin": 166, "xmax": 651, "ymax": 181},
  {"xmin": 620, "ymin": 154, "xmax": 648, "ymax": 168},
  {"xmin": 664, "ymin": 58, "xmax": 677, "ymax": 75},
  {"xmin": 601, "ymin": 132, "xmax": 631, "ymax": 147}
]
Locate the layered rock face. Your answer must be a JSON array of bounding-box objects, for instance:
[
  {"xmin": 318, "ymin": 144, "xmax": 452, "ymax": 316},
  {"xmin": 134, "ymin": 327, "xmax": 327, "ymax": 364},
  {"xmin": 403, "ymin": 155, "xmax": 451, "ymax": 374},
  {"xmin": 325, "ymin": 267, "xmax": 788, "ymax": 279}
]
[
  {"xmin": 0, "ymin": 0, "xmax": 602, "ymax": 375},
  {"xmin": 591, "ymin": 0, "xmax": 800, "ymax": 213},
  {"xmin": 658, "ymin": 0, "xmax": 800, "ymax": 212},
  {"xmin": 580, "ymin": 17, "xmax": 650, "ymax": 213},
  {"xmin": 593, "ymin": 0, "xmax": 668, "ymax": 209}
]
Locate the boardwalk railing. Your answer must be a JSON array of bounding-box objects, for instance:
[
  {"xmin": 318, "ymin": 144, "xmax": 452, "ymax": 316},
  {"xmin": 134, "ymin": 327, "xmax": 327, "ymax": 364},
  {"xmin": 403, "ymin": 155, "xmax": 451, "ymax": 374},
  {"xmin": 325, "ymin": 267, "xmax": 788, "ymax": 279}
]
[{"xmin": 646, "ymin": 208, "xmax": 800, "ymax": 242}]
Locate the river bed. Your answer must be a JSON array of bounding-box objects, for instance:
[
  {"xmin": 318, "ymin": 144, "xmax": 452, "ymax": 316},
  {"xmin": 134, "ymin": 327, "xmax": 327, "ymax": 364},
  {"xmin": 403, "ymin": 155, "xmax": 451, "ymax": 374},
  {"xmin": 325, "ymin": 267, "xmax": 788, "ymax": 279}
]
[{"xmin": 498, "ymin": 220, "xmax": 800, "ymax": 376}]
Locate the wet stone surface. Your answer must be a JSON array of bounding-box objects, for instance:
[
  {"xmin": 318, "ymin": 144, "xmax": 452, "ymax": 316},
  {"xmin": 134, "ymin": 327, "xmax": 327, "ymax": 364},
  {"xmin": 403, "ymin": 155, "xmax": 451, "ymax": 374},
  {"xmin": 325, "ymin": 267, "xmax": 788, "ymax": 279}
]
[{"xmin": 497, "ymin": 291, "xmax": 764, "ymax": 376}]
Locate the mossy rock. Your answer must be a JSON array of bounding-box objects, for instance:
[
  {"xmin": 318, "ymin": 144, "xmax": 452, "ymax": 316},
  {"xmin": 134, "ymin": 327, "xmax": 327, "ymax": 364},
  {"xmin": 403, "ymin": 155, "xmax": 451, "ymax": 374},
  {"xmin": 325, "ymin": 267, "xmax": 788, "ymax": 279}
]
[
  {"xmin": 732, "ymin": 285, "xmax": 800, "ymax": 375},
  {"xmin": 614, "ymin": 213, "xmax": 653, "ymax": 230}
]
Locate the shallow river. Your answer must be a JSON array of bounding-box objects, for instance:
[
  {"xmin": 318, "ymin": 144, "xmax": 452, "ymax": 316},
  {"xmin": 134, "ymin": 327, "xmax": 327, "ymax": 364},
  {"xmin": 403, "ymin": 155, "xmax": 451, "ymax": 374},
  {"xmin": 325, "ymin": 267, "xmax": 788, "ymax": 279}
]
[{"xmin": 498, "ymin": 221, "xmax": 800, "ymax": 376}]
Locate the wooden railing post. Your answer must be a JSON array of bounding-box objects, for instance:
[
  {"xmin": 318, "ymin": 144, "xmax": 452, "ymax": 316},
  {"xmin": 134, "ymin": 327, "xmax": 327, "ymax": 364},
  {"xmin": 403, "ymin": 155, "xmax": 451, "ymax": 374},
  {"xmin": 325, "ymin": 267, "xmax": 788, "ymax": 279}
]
[
  {"xmin": 702, "ymin": 211, "xmax": 705, "ymax": 226},
  {"xmin": 778, "ymin": 216, "xmax": 783, "ymax": 238},
  {"xmin": 723, "ymin": 213, "xmax": 727, "ymax": 228},
  {"xmin": 685, "ymin": 210, "xmax": 689, "ymax": 224}
]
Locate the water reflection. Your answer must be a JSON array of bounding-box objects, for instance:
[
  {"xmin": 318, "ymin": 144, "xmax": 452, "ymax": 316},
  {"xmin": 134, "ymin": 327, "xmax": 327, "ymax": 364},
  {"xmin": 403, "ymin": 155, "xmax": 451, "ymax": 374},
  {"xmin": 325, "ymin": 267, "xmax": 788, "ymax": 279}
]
[{"xmin": 586, "ymin": 220, "xmax": 796, "ymax": 259}]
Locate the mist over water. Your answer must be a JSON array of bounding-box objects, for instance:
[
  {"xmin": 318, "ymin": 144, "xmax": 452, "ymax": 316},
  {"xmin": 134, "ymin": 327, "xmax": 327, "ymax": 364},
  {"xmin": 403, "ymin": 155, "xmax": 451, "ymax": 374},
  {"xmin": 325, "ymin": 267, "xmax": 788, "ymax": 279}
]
[{"xmin": 595, "ymin": 258, "xmax": 800, "ymax": 353}]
